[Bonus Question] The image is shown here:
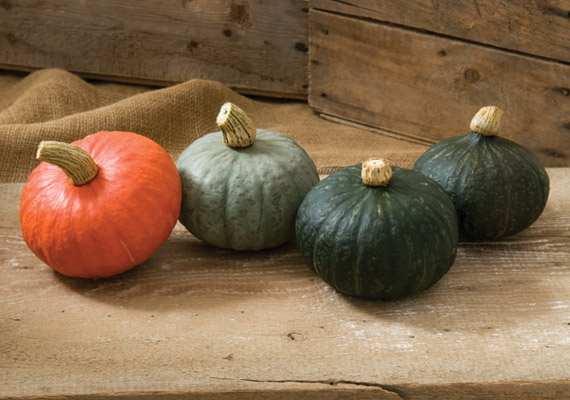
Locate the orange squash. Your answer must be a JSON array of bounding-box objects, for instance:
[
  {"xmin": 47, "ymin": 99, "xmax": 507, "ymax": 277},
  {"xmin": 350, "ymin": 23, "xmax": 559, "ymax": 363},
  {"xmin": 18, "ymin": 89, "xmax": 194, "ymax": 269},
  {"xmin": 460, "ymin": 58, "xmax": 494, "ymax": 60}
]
[{"xmin": 20, "ymin": 131, "xmax": 182, "ymax": 278}]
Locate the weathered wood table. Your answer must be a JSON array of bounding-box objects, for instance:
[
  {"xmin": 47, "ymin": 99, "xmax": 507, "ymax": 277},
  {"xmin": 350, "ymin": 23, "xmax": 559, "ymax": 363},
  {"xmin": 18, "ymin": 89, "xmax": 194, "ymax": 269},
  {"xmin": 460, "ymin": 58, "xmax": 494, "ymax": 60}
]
[{"xmin": 1, "ymin": 169, "xmax": 569, "ymax": 399}]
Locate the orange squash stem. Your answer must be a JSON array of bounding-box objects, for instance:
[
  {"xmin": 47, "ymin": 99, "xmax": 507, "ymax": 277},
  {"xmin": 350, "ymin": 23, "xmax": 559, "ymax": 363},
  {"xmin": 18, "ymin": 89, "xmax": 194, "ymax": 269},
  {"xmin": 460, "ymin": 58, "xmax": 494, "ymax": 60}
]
[{"xmin": 37, "ymin": 141, "xmax": 99, "ymax": 185}]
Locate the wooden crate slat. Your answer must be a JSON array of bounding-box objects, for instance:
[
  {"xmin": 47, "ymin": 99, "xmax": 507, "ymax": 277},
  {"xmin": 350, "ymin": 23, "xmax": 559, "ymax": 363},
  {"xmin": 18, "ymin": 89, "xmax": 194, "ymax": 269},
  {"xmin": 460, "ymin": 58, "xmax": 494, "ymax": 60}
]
[
  {"xmin": 0, "ymin": 0, "xmax": 309, "ymax": 98},
  {"xmin": 311, "ymin": 0, "xmax": 570, "ymax": 64},
  {"xmin": 309, "ymin": 9, "xmax": 570, "ymax": 167}
]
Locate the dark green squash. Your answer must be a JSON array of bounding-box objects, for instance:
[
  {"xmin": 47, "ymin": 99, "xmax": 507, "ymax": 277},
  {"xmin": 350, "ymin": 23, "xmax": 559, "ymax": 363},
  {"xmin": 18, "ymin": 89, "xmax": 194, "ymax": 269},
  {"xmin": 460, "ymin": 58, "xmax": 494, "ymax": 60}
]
[
  {"xmin": 177, "ymin": 102, "xmax": 319, "ymax": 251},
  {"xmin": 413, "ymin": 106, "xmax": 550, "ymax": 241},
  {"xmin": 295, "ymin": 158, "xmax": 458, "ymax": 300}
]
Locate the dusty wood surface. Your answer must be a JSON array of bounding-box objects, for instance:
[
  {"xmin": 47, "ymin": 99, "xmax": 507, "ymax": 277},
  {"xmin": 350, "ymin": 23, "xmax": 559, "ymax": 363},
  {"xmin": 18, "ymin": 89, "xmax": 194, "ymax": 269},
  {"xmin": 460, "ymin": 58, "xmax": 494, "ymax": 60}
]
[
  {"xmin": 1, "ymin": 168, "xmax": 569, "ymax": 399},
  {"xmin": 0, "ymin": 0, "xmax": 309, "ymax": 98},
  {"xmin": 311, "ymin": 0, "xmax": 570, "ymax": 63},
  {"xmin": 308, "ymin": 9, "xmax": 570, "ymax": 167}
]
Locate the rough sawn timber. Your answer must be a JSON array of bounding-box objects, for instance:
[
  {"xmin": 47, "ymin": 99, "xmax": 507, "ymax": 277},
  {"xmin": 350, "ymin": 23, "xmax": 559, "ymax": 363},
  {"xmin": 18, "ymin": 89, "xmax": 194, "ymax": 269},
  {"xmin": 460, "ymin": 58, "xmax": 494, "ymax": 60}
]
[
  {"xmin": 311, "ymin": 0, "xmax": 570, "ymax": 63},
  {"xmin": 0, "ymin": 0, "xmax": 309, "ymax": 98},
  {"xmin": 308, "ymin": 9, "xmax": 570, "ymax": 167},
  {"xmin": 1, "ymin": 168, "xmax": 569, "ymax": 399}
]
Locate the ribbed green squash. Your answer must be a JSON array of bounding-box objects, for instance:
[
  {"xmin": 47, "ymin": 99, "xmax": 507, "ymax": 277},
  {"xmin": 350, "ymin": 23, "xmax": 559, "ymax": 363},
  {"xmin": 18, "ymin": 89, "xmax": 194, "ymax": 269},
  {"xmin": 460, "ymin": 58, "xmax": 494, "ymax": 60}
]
[
  {"xmin": 177, "ymin": 103, "xmax": 319, "ymax": 251},
  {"xmin": 413, "ymin": 106, "xmax": 549, "ymax": 241},
  {"xmin": 295, "ymin": 159, "xmax": 458, "ymax": 300}
]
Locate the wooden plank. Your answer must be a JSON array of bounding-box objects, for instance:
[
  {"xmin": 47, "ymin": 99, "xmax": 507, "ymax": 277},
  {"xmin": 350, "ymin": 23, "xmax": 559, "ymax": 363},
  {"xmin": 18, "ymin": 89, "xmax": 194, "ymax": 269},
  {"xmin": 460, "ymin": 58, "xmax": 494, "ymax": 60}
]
[
  {"xmin": 1, "ymin": 168, "xmax": 569, "ymax": 398},
  {"xmin": 311, "ymin": 0, "xmax": 570, "ymax": 63},
  {"xmin": 0, "ymin": 0, "xmax": 309, "ymax": 99},
  {"xmin": 309, "ymin": 9, "xmax": 570, "ymax": 167}
]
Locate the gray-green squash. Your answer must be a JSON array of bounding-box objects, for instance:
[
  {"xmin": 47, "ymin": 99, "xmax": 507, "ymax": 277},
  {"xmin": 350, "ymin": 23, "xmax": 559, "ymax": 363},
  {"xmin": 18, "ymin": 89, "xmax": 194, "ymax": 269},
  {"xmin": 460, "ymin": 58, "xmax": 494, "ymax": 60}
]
[
  {"xmin": 177, "ymin": 102, "xmax": 319, "ymax": 251},
  {"xmin": 413, "ymin": 106, "xmax": 550, "ymax": 241},
  {"xmin": 295, "ymin": 158, "xmax": 458, "ymax": 300}
]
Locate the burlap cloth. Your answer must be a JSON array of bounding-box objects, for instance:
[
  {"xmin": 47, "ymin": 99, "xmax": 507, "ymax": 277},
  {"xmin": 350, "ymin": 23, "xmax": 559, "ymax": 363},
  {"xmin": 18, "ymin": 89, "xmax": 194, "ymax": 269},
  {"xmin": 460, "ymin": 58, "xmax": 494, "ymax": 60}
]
[{"xmin": 0, "ymin": 69, "xmax": 427, "ymax": 183}]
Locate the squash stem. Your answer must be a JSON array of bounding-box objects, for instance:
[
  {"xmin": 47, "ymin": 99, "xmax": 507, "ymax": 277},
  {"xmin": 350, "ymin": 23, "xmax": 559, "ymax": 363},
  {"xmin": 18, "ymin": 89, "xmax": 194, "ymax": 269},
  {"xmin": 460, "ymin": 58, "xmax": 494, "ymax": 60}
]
[
  {"xmin": 470, "ymin": 106, "xmax": 503, "ymax": 136},
  {"xmin": 362, "ymin": 158, "xmax": 392, "ymax": 187},
  {"xmin": 216, "ymin": 102, "xmax": 257, "ymax": 147},
  {"xmin": 37, "ymin": 141, "xmax": 98, "ymax": 185}
]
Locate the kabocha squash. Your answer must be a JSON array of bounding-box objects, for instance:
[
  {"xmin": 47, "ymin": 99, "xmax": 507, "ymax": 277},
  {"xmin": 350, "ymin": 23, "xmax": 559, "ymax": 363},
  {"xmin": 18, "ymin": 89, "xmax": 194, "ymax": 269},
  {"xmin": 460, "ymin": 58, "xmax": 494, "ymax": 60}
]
[
  {"xmin": 413, "ymin": 106, "xmax": 549, "ymax": 241},
  {"xmin": 20, "ymin": 131, "xmax": 182, "ymax": 279},
  {"xmin": 176, "ymin": 102, "xmax": 319, "ymax": 251},
  {"xmin": 295, "ymin": 158, "xmax": 458, "ymax": 300}
]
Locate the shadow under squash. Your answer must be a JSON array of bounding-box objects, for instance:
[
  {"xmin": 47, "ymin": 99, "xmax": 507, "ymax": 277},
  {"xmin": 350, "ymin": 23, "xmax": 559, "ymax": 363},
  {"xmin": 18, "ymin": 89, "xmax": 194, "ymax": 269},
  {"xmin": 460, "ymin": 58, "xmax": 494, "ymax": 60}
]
[{"xmin": 54, "ymin": 230, "xmax": 315, "ymax": 312}]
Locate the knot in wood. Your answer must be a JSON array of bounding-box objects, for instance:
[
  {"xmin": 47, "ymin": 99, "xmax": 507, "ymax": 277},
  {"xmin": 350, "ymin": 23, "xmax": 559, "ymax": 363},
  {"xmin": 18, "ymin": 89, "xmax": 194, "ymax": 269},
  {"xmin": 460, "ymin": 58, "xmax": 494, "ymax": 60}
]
[
  {"xmin": 288, "ymin": 332, "xmax": 305, "ymax": 341},
  {"xmin": 464, "ymin": 68, "xmax": 480, "ymax": 83}
]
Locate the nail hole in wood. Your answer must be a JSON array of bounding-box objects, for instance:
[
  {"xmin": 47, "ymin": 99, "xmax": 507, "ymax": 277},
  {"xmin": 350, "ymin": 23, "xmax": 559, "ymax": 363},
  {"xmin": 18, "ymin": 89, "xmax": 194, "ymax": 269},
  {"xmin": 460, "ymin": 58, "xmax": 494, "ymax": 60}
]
[
  {"xmin": 294, "ymin": 42, "xmax": 308, "ymax": 52},
  {"xmin": 187, "ymin": 40, "xmax": 199, "ymax": 50}
]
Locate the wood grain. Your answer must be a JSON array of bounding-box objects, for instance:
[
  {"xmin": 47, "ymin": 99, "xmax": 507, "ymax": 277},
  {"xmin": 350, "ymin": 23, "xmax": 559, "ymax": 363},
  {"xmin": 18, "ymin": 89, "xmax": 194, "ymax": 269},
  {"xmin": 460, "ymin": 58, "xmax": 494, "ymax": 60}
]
[
  {"xmin": 0, "ymin": 0, "xmax": 309, "ymax": 98},
  {"xmin": 1, "ymin": 168, "xmax": 569, "ymax": 399},
  {"xmin": 309, "ymin": 9, "xmax": 570, "ymax": 167},
  {"xmin": 311, "ymin": 0, "xmax": 570, "ymax": 63}
]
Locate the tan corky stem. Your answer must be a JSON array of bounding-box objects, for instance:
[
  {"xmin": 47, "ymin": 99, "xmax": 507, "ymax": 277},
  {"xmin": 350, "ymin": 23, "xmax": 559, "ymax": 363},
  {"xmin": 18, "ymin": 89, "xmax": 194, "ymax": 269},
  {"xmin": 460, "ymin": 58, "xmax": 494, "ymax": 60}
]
[
  {"xmin": 362, "ymin": 158, "xmax": 392, "ymax": 187},
  {"xmin": 216, "ymin": 102, "xmax": 257, "ymax": 147},
  {"xmin": 470, "ymin": 106, "xmax": 504, "ymax": 137},
  {"xmin": 37, "ymin": 141, "xmax": 98, "ymax": 185}
]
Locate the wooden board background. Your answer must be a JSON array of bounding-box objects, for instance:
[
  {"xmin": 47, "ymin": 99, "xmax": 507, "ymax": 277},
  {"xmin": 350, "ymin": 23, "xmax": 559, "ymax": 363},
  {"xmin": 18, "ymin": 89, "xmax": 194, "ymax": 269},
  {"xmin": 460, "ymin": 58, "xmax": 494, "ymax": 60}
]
[
  {"xmin": 1, "ymin": 169, "xmax": 569, "ymax": 399},
  {"xmin": 312, "ymin": 0, "xmax": 570, "ymax": 63},
  {"xmin": 2, "ymin": 0, "xmax": 569, "ymax": 164},
  {"xmin": 308, "ymin": 9, "xmax": 570, "ymax": 167},
  {"xmin": 0, "ymin": 0, "xmax": 309, "ymax": 98}
]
